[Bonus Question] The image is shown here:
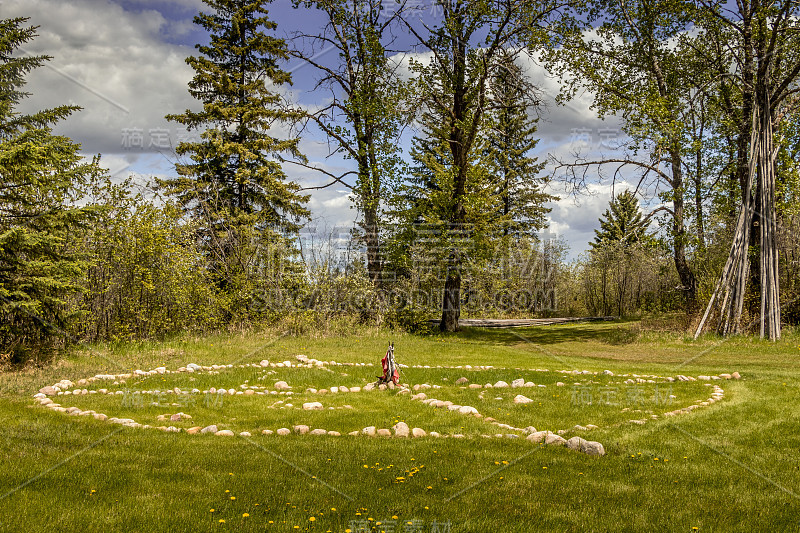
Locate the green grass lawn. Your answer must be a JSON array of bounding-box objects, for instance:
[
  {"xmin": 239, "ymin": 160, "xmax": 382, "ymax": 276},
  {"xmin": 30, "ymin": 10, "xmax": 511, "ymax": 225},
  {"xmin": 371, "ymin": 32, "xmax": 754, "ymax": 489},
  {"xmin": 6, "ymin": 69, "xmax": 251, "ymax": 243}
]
[{"xmin": 1, "ymin": 321, "xmax": 799, "ymax": 532}]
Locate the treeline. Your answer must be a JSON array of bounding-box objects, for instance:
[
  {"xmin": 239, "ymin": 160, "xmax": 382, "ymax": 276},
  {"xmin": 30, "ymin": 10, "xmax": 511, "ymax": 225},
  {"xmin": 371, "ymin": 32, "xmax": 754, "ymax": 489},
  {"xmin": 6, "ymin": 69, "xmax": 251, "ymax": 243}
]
[{"xmin": 2, "ymin": 0, "xmax": 800, "ymax": 363}]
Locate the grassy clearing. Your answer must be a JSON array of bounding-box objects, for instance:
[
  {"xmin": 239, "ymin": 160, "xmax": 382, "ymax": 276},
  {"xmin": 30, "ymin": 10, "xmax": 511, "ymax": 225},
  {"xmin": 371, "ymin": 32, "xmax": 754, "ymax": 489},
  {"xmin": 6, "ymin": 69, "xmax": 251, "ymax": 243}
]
[{"xmin": 1, "ymin": 320, "xmax": 799, "ymax": 532}]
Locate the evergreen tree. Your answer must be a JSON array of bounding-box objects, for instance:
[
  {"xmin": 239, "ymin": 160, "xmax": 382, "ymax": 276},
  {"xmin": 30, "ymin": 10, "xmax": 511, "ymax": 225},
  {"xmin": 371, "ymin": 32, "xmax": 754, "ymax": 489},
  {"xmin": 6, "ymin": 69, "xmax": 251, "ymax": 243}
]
[
  {"xmin": 591, "ymin": 190, "xmax": 653, "ymax": 250},
  {"xmin": 161, "ymin": 0, "xmax": 309, "ymax": 293},
  {"xmin": 0, "ymin": 17, "xmax": 102, "ymax": 361},
  {"xmin": 485, "ymin": 53, "xmax": 554, "ymax": 238}
]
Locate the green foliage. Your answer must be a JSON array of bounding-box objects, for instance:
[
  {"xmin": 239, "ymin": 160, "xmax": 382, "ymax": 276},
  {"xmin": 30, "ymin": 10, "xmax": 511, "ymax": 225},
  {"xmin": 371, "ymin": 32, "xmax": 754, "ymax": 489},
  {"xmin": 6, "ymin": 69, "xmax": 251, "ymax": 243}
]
[
  {"xmin": 484, "ymin": 53, "xmax": 556, "ymax": 238},
  {"xmin": 289, "ymin": 0, "xmax": 407, "ymax": 285},
  {"xmin": 0, "ymin": 17, "xmax": 103, "ymax": 362},
  {"xmin": 582, "ymin": 241, "xmax": 680, "ymax": 317},
  {"xmin": 591, "ymin": 189, "xmax": 655, "ymax": 250},
  {"xmin": 75, "ymin": 179, "xmax": 222, "ymax": 342},
  {"xmin": 160, "ymin": 0, "xmax": 309, "ymax": 310}
]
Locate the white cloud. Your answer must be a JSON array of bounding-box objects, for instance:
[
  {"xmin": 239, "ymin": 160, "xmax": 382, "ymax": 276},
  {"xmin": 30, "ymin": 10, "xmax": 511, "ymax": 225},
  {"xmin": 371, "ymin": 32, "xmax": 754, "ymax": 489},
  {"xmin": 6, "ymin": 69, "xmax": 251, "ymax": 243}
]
[{"xmin": 7, "ymin": 0, "xmax": 199, "ymax": 157}]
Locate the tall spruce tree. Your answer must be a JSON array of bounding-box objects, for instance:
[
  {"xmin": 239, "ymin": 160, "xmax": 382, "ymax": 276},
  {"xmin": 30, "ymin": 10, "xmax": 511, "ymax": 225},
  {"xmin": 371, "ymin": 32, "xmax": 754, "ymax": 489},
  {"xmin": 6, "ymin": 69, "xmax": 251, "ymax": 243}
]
[
  {"xmin": 591, "ymin": 190, "xmax": 654, "ymax": 250},
  {"xmin": 161, "ymin": 0, "xmax": 309, "ymax": 293},
  {"xmin": 0, "ymin": 18, "xmax": 102, "ymax": 360},
  {"xmin": 485, "ymin": 53, "xmax": 553, "ymax": 238}
]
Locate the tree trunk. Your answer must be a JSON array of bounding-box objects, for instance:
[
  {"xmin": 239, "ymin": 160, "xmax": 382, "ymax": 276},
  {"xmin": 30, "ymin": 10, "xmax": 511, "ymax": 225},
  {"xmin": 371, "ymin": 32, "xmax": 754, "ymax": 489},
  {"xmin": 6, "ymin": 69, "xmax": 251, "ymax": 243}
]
[
  {"xmin": 362, "ymin": 202, "xmax": 381, "ymax": 287},
  {"xmin": 669, "ymin": 147, "xmax": 697, "ymax": 307},
  {"xmin": 440, "ymin": 254, "xmax": 462, "ymax": 332}
]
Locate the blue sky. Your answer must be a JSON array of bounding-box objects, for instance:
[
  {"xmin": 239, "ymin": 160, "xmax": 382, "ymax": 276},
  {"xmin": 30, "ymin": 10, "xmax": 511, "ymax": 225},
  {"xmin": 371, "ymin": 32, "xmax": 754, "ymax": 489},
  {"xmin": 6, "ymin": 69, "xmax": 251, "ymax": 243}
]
[{"xmin": 3, "ymin": 0, "xmax": 644, "ymax": 260}]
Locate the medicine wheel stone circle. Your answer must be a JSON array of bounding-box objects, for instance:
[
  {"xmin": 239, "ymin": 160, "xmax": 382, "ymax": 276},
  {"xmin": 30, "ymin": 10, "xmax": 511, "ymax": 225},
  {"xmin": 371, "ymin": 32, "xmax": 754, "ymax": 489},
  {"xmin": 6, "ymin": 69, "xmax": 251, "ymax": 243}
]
[{"xmin": 34, "ymin": 354, "xmax": 739, "ymax": 458}]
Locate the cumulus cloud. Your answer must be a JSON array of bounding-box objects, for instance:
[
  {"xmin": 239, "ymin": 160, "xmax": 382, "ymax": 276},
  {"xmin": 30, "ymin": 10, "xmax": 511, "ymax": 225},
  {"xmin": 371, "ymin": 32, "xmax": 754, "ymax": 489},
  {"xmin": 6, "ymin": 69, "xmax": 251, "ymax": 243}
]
[{"xmin": 6, "ymin": 0, "xmax": 198, "ymax": 158}]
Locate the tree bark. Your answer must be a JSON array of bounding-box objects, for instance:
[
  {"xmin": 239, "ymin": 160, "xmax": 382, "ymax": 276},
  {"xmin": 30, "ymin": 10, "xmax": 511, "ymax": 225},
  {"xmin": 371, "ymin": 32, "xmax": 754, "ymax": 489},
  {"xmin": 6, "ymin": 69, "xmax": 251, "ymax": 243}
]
[{"xmin": 669, "ymin": 147, "xmax": 697, "ymax": 306}]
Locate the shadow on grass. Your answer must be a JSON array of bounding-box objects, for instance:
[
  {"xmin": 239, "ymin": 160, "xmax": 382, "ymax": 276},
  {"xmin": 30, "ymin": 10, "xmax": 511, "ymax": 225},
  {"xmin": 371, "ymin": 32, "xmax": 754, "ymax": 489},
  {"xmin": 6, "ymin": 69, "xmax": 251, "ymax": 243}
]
[{"xmin": 446, "ymin": 320, "xmax": 642, "ymax": 346}]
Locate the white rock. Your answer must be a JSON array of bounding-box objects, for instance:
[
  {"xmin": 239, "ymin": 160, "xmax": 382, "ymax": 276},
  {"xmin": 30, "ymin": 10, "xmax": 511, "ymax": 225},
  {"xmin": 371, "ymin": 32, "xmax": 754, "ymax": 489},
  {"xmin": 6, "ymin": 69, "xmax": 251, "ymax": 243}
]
[
  {"xmin": 527, "ymin": 431, "xmax": 548, "ymax": 443},
  {"xmin": 393, "ymin": 421, "xmax": 410, "ymax": 437},
  {"xmin": 566, "ymin": 436, "xmax": 587, "ymax": 451},
  {"xmin": 274, "ymin": 381, "xmax": 291, "ymax": 390},
  {"xmin": 513, "ymin": 395, "xmax": 533, "ymax": 404},
  {"xmin": 303, "ymin": 402, "xmax": 324, "ymax": 410},
  {"xmin": 545, "ymin": 433, "xmax": 567, "ymax": 446},
  {"xmin": 261, "ymin": 429, "xmax": 274, "ymax": 435},
  {"xmin": 582, "ymin": 441, "xmax": 605, "ymax": 456},
  {"xmin": 276, "ymin": 428, "xmax": 291, "ymax": 436},
  {"xmin": 362, "ymin": 426, "xmax": 376, "ymax": 436},
  {"xmin": 293, "ymin": 425, "xmax": 310, "ymax": 434},
  {"xmin": 200, "ymin": 425, "xmax": 218, "ymax": 434},
  {"xmin": 455, "ymin": 377, "xmax": 469, "ymax": 385},
  {"xmin": 215, "ymin": 430, "xmax": 235, "ymax": 436},
  {"xmin": 412, "ymin": 427, "xmax": 426, "ymax": 438},
  {"xmin": 377, "ymin": 428, "xmax": 392, "ymax": 437},
  {"xmin": 493, "ymin": 381, "xmax": 509, "ymax": 388},
  {"xmin": 458, "ymin": 405, "xmax": 478, "ymax": 415},
  {"xmin": 309, "ymin": 429, "xmax": 327, "ymax": 436},
  {"xmin": 429, "ymin": 431, "xmax": 441, "ymax": 438},
  {"xmin": 511, "ymin": 378, "xmax": 525, "ymax": 388},
  {"xmin": 239, "ymin": 431, "xmax": 251, "ymax": 437}
]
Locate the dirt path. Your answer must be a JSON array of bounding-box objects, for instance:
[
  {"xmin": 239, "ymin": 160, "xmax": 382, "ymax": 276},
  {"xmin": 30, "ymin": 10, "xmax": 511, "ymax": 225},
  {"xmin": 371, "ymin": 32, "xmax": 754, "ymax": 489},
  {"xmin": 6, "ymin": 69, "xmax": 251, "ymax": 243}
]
[{"xmin": 429, "ymin": 316, "xmax": 617, "ymax": 328}]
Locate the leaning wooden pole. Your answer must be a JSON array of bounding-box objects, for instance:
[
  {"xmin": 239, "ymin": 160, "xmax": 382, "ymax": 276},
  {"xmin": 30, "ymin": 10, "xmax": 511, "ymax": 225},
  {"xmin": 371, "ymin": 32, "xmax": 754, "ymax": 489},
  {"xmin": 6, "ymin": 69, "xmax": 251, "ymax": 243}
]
[
  {"xmin": 758, "ymin": 87, "xmax": 781, "ymax": 340},
  {"xmin": 694, "ymin": 109, "xmax": 758, "ymax": 339}
]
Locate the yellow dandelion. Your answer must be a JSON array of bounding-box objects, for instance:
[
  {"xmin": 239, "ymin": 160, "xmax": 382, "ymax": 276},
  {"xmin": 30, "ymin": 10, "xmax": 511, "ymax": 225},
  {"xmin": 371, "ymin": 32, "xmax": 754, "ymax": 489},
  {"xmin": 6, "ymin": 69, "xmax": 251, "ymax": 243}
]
[
  {"xmin": 219, "ymin": 519, "xmax": 225, "ymax": 523},
  {"xmin": 230, "ymin": 496, "xmax": 236, "ymax": 500},
  {"xmin": 210, "ymin": 509, "xmax": 215, "ymax": 513},
  {"xmin": 392, "ymin": 515, "xmax": 398, "ymax": 520},
  {"xmin": 309, "ymin": 517, "xmax": 316, "ymax": 522},
  {"xmin": 331, "ymin": 508, "xmax": 336, "ymax": 512},
  {"xmin": 242, "ymin": 513, "xmax": 249, "ymax": 518}
]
